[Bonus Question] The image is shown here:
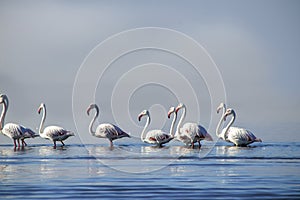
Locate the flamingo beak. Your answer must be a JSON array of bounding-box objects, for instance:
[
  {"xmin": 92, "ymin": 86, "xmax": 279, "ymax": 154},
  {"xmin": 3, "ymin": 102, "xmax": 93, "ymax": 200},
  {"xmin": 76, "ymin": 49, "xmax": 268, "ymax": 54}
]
[
  {"xmin": 167, "ymin": 111, "xmax": 172, "ymax": 119},
  {"xmin": 138, "ymin": 114, "xmax": 143, "ymax": 121},
  {"xmin": 37, "ymin": 107, "xmax": 41, "ymax": 114},
  {"xmin": 86, "ymin": 107, "xmax": 91, "ymax": 115}
]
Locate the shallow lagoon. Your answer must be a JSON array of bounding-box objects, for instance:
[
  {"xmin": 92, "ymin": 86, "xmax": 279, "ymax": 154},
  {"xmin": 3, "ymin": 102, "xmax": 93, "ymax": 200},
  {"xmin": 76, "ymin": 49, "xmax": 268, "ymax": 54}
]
[{"xmin": 0, "ymin": 141, "xmax": 299, "ymax": 199}]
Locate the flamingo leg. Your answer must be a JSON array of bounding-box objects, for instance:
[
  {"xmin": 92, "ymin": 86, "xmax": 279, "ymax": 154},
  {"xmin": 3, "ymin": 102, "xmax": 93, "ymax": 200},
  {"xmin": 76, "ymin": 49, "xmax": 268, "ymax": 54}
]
[
  {"xmin": 53, "ymin": 141, "xmax": 57, "ymax": 149},
  {"xmin": 191, "ymin": 142, "xmax": 194, "ymax": 149},
  {"xmin": 13, "ymin": 139, "xmax": 17, "ymax": 148},
  {"xmin": 198, "ymin": 141, "xmax": 201, "ymax": 149},
  {"xmin": 109, "ymin": 140, "xmax": 113, "ymax": 148},
  {"xmin": 17, "ymin": 139, "xmax": 20, "ymax": 148},
  {"xmin": 22, "ymin": 139, "xmax": 27, "ymax": 147},
  {"xmin": 61, "ymin": 141, "xmax": 65, "ymax": 146}
]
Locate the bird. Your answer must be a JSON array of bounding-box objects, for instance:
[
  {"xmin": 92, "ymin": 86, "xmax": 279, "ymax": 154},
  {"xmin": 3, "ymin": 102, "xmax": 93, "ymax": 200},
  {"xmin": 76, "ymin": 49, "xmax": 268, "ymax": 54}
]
[
  {"xmin": 220, "ymin": 107, "xmax": 262, "ymax": 146},
  {"xmin": 138, "ymin": 109, "xmax": 174, "ymax": 147},
  {"xmin": 38, "ymin": 103, "xmax": 74, "ymax": 149},
  {"xmin": 86, "ymin": 103, "xmax": 130, "ymax": 147},
  {"xmin": 0, "ymin": 94, "xmax": 38, "ymax": 149},
  {"xmin": 173, "ymin": 103, "xmax": 213, "ymax": 148}
]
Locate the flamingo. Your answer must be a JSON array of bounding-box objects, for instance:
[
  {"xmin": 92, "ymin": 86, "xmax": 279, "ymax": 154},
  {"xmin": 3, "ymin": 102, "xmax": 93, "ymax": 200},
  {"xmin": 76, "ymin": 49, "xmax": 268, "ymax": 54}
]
[
  {"xmin": 220, "ymin": 108, "xmax": 262, "ymax": 146},
  {"xmin": 0, "ymin": 94, "xmax": 38, "ymax": 148},
  {"xmin": 86, "ymin": 103, "xmax": 130, "ymax": 147},
  {"xmin": 38, "ymin": 103, "xmax": 74, "ymax": 149},
  {"xmin": 174, "ymin": 103, "xmax": 213, "ymax": 148},
  {"xmin": 138, "ymin": 109, "xmax": 174, "ymax": 147}
]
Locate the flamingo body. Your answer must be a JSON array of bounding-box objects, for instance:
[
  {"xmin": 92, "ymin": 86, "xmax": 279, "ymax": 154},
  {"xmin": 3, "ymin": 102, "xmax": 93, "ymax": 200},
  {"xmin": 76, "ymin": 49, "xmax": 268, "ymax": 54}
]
[
  {"xmin": 41, "ymin": 125, "xmax": 74, "ymax": 143},
  {"xmin": 175, "ymin": 103, "xmax": 213, "ymax": 148},
  {"xmin": 223, "ymin": 126, "xmax": 261, "ymax": 146},
  {"xmin": 38, "ymin": 103, "xmax": 74, "ymax": 148},
  {"xmin": 3, "ymin": 123, "xmax": 38, "ymax": 146},
  {"xmin": 143, "ymin": 129, "xmax": 173, "ymax": 146},
  {"xmin": 94, "ymin": 123, "xmax": 130, "ymax": 142},
  {"xmin": 217, "ymin": 107, "xmax": 262, "ymax": 146},
  {"xmin": 2, "ymin": 123, "xmax": 24, "ymax": 139},
  {"xmin": 180, "ymin": 123, "xmax": 213, "ymax": 145},
  {"xmin": 87, "ymin": 104, "xmax": 130, "ymax": 147},
  {"xmin": 138, "ymin": 109, "xmax": 173, "ymax": 147}
]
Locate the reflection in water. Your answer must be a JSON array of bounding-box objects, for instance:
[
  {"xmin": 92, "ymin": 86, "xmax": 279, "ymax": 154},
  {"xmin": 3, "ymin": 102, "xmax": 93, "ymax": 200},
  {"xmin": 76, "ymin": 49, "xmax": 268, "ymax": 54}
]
[
  {"xmin": 216, "ymin": 145, "xmax": 242, "ymax": 157},
  {"xmin": 215, "ymin": 145, "xmax": 256, "ymax": 157},
  {"xmin": 82, "ymin": 144, "xmax": 213, "ymax": 174}
]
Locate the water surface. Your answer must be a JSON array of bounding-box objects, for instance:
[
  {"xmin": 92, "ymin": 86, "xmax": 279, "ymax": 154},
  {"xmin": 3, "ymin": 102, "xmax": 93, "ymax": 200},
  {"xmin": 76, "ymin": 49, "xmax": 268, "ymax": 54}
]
[{"xmin": 0, "ymin": 142, "xmax": 299, "ymax": 199}]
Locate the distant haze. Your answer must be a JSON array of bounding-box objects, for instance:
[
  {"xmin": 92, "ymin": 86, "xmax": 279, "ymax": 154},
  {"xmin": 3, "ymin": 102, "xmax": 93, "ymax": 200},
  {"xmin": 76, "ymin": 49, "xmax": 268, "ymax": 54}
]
[{"xmin": 0, "ymin": 0, "xmax": 299, "ymax": 145}]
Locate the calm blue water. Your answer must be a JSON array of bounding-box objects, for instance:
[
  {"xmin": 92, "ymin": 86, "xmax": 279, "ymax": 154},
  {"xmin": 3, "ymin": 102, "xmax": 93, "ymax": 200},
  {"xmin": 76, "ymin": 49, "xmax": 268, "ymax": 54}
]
[{"xmin": 0, "ymin": 141, "xmax": 299, "ymax": 199}]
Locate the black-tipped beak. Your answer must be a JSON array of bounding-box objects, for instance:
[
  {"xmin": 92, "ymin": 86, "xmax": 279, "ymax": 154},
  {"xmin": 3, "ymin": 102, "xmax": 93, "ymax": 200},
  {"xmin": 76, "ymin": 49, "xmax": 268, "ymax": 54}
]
[
  {"xmin": 138, "ymin": 114, "xmax": 143, "ymax": 121},
  {"xmin": 167, "ymin": 111, "xmax": 172, "ymax": 119},
  {"xmin": 86, "ymin": 107, "xmax": 92, "ymax": 116}
]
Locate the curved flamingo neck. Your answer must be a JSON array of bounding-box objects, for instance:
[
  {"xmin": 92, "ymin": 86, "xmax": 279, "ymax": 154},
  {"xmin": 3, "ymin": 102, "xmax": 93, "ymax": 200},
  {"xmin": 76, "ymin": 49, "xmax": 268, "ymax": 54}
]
[
  {"xmin": 89, "ymin": 106, "xmax": 99, "ymax": 136},
  {"xmin": 141, "ymin": 113, "xmax": 150, "ymax": 142},
  {"xmin": 0, "ymin": 97, "xmax": 8, "ymax": 130},
  {"xmin": 216, "ymin": 104, "xmax": 226, "ymax": 137},
  {"xmin": 223, "ymin": 111, "xmax": 236, "ymax": 139},
  {"xmin": 175, "ymin": 106, "xmax": 186, "ymax": 136},
  {"xmin": 169, "ymin": 112, "xmax": 177, "ymax": 137},
  {"xmin": 39, "ymin": 105, "xmax": 46, "ymax": 134}
]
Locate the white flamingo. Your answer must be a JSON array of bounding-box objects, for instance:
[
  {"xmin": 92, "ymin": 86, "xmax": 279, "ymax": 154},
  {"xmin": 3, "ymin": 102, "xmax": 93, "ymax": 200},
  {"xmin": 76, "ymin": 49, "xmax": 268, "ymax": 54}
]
[
  {"xmin": 138, "ymin": 109, "xmax": 174, "ymax": 147},
  {"xmin": 174, "ymin": 103, "xmax": 213, "ymax": 148},
  {"xmin": 38, "ymin": 103, "xmax": 74, "ymax": 149},
  {"xmin": 0, "ymin": 94, "xmax": 37, "ymax": 148},
  {"xmin": 220, "ymin": 107, "xmax": 262, "ymax": 146},
  {"xmin": 87, "ymin": 104, "xmax": 130, "ymax": 147}
]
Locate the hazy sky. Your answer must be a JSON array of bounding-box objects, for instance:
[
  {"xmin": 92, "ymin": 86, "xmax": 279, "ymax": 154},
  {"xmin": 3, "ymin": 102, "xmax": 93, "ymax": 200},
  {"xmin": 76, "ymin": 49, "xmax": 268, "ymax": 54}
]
[{"xmin": 0, "ymin": 0, "xmax": 299, "ymax": 144}]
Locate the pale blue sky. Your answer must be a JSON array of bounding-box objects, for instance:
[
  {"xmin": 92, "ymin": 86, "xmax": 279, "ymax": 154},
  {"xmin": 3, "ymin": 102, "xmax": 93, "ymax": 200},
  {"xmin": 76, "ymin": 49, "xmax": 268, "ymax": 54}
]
[{"xmin": 0, "ymin": 0, "xmax": 299, "ymax": 144}]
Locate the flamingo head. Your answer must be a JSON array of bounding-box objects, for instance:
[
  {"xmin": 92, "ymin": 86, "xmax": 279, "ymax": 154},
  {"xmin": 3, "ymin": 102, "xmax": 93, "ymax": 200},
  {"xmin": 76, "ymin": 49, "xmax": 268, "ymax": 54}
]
[
  {"xmin": 138, "ymin": 110, "xmax": 149, "ymax": 121},
  {"xmin": 37, "ymin": 103, "xmax": 45, "ymax": 114},
  {"xmin": 224, "ymin": 108, "xmax": 235, "ymax": 120},
  {"xmin": 86, "ymin": 104, "xmax": 99, "ymax": 115},
  {"xmin": 217, "ymin": 102, "xmax": 225, "ymax": 114},
  {"xmin": 175, "ymin": 103, "xmax": 185, "ymax": 113},
  {"xmin": 167, "ymin": 107, "xmax": 176, "ymax": 118},
  {"xmin": 0, "ymin": 94, "xmax": 8, "ymax": 104}
]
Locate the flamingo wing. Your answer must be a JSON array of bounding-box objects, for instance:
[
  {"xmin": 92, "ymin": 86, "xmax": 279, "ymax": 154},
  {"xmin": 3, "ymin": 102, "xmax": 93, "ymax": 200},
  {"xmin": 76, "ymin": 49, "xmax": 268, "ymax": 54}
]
[
  {"xmin": 111, "ymin": 124, "xmax": 130, "ymax": 138},
  {"xmin": 227, "ymin": 127, "xmax": 257, "ymax": 145},
  {"xmin": 95, "ymin": 123, "xmax": 129, "ymax": 140},
  {"xmin": 43, "ymin": 126, "xmax": 73, "ymax": 141},
  {"xmin": 21, "ymin": 127, "xmax": 38, "ymax": 138},
  {"xmin": 197, "ymin": 125, "xmax": 213, "ymax": 141},
  {"xmin": 145, "ymin": 130, "xmax": 172, "ymax": 144}
]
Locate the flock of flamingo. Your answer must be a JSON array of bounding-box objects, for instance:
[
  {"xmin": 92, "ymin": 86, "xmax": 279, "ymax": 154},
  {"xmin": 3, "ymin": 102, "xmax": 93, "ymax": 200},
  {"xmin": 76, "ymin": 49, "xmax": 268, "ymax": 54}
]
[{"xmin": 0, "ymin": 93, "xmax": 262, "ymax": 150}]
